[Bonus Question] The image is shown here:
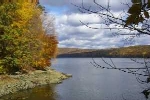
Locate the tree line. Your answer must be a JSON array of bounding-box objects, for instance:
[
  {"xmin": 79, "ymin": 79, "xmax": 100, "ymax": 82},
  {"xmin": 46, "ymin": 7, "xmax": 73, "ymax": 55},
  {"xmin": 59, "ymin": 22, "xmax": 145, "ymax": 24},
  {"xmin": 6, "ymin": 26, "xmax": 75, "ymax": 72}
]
[{"xmin": 58, "ymin": 45, "xmax": 150, "ymax": 58}]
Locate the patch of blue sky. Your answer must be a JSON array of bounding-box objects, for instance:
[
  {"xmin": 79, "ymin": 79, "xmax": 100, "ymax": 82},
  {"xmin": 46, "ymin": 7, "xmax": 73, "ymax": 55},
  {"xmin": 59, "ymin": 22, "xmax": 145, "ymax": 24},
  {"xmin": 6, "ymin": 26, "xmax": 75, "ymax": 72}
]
[{"xmin": 43, "ymin": 5, "xmax": 68, "ymax": 15}]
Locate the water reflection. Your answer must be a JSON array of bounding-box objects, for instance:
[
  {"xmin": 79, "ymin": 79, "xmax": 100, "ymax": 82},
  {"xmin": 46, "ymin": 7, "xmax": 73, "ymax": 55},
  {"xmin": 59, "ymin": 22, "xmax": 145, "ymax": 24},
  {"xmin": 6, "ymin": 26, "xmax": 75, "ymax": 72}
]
[{"xmin": 1, "ymin": 85, "xmax": 57, "ymax": 100}]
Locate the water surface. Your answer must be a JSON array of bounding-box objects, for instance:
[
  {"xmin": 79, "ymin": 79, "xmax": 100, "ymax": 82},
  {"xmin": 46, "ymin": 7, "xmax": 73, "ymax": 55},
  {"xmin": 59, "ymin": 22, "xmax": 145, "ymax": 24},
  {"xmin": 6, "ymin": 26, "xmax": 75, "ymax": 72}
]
[
  {"xmin": 52, "ymin": 58, "xmax": 147, "ymax": 100},
  {"xmin": 1, "ymin": 58, "xmax": 149, "ymax": 100}
]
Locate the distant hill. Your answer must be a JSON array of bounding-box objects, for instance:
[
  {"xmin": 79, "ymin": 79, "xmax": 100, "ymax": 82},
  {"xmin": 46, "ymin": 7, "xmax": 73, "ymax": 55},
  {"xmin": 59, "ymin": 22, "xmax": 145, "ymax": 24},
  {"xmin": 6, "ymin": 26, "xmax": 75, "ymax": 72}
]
[
  {"xmin": 57, "ymin": 45, "xmax": 150, "ymax": 58},
  {"xmin": 58, "ymin": 48, "xmax": 97, "ymax": 55}
]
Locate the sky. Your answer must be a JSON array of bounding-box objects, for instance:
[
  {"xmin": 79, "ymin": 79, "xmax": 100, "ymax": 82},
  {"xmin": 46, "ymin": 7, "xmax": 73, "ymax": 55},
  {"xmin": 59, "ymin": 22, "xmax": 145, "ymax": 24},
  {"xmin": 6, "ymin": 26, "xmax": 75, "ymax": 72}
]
[{"xmin": 39, "ymin": 0, "xmax": 150, "ymax": 49}]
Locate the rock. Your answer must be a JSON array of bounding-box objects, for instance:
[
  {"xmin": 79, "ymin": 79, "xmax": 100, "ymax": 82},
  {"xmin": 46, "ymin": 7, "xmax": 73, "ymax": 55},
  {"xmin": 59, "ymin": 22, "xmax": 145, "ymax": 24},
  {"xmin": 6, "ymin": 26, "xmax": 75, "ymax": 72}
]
[
  {"xmin": 15, "ymin": 72, "xmax": 21, "ymax": 75},
  {"xmin": 0, "ymin": 69, "xmax": 72, "ymax": 97}
]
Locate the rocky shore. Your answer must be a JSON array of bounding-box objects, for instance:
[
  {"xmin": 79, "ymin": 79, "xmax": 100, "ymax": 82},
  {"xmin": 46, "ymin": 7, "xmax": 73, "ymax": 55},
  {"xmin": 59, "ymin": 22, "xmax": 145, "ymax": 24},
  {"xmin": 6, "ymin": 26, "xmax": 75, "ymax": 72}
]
[{"xmin": 0, "ymin": 68, "xmax": 72, "ymax": 97}]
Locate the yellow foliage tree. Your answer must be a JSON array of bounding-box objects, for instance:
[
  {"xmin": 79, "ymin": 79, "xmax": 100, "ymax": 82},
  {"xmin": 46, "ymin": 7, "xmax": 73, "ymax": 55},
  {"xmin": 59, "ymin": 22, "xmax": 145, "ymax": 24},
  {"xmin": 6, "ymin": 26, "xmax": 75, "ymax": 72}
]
[{"xmin": 0, "ymin": 2, "xmax": 58, "ymax": 74}]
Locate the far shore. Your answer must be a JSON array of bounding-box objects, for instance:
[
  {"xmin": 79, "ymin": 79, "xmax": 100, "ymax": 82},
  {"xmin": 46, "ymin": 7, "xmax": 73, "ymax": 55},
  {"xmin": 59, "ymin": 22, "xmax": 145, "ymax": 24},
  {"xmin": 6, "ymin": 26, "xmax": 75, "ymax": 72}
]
[{"xmin": 0, "ymin": 68, "xmax": 72, "ymax": 97}]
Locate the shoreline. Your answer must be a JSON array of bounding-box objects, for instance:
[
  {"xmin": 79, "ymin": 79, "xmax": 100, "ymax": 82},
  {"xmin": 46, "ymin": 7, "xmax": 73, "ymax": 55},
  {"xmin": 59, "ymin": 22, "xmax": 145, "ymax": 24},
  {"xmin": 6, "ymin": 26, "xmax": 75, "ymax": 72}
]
[{"xmin": 0, "ymin": 68, "xmax": 72, "ymax": 97}]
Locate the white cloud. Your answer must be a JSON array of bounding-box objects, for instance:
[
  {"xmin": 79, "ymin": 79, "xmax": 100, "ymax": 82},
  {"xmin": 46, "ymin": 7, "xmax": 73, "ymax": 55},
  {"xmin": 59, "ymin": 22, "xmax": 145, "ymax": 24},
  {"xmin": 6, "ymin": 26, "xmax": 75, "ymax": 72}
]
[
  {"xmin": 41, "ymin": 0, "xmax": 150, "ymax": 49},
  {"xmin": 56, "ymin": 13, "xmax": 102, "ymax": 27},
  {"xmin": 54, "ymin": 12, "xmax": 150, "ymax": 48}
]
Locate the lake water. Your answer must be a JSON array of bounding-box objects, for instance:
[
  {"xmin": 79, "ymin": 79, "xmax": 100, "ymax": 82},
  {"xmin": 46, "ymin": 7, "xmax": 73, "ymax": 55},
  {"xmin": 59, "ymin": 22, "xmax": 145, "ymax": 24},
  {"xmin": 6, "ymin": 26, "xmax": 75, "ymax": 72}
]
[{"xmin": 1, "ymin": 58, "xmax": 149, "ymax": 100}]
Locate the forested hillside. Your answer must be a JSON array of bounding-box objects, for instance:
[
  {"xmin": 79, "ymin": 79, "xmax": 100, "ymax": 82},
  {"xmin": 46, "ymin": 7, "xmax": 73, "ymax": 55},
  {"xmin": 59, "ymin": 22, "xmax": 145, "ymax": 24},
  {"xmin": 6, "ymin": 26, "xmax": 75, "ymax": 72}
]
[
  {"xmin": 58, "ymin": 45, "xmax": 150, "ymax": 58},
  {"xmin": 58, "ymin": 48, "xmax": 97, "ymax": 55}
]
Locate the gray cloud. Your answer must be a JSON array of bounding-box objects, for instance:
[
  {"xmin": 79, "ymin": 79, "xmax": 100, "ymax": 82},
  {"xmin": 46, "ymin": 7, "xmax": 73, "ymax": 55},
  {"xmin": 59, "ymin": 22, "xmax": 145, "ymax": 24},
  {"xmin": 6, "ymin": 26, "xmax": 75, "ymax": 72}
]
[
  {"xmin": 40, "ymin": 0, "xmax": 131, "ymax": 13},
  {"xmin": 39, "ymin": 0, "xmax": 69, "ymax": 6}
]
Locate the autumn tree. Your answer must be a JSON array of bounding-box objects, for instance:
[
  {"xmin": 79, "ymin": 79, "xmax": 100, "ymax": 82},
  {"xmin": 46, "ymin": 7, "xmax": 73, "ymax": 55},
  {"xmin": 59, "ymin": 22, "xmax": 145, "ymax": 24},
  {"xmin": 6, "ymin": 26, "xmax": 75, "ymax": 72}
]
[{"xmin": 0, "ymin": 2, "xmax": 58, "ymax": 74}]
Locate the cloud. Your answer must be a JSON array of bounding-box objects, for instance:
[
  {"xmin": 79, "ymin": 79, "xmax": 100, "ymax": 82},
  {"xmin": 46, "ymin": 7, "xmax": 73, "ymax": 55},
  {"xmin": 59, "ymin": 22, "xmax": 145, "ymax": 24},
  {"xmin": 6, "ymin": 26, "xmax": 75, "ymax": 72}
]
[
  {"xmin": 39, "ymin": 0, "xmax": 69, "ymax": 7},
  {"xmin": 54, "ymin": 13, "xmax": 126, "ymax": 49},
  {"xmin": 40, "ymin": 0, "xmax": 150, "ymax": 49},
  {"xmin": 55, "ymin": 13, "xmax": 102, "ymax": 27},
  {"xmin": 40, "ymin": 0, "xmax": 132, "ymax": 13},
  {"xmin": 54, "ymin": 12, "xmax": 150, "ymax": 49}
]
